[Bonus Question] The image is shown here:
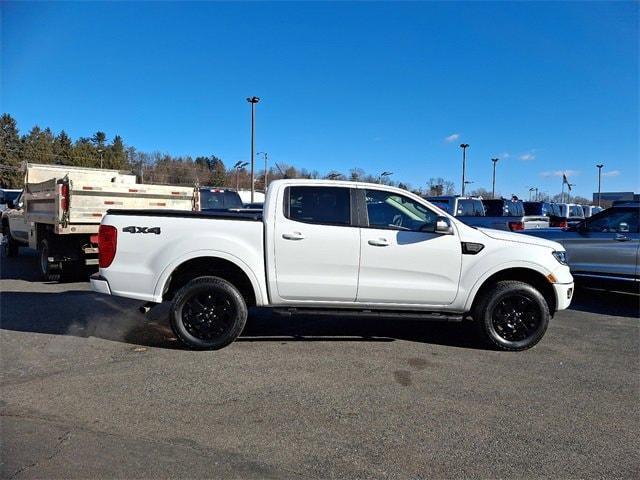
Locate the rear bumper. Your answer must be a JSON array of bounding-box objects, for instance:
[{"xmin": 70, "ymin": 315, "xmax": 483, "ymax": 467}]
[
  {"xmin": 90, "ymin": 274, "xmax": 112, "ymax": 296},
  {"xmin": 553, "ymin": 282, "xmax": 574, "ymax": 311}
]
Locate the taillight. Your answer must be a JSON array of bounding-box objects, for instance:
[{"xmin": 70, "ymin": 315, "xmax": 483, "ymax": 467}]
[
  {"xmin": 61, "ymin": 183, "xmax": 70, "ymax": 211},
  {"xmin": 98, "ymin": 225, "xmax": 117, "ymax": 268},
  {"xmin": 551, "ymin": 219, "xmax": 568, "ymax": 228},
  {"xmin": 508, "ymin": 221, "xmax": 525, "ymax": 231}
]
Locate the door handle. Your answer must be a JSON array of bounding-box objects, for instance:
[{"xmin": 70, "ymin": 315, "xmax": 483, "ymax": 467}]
[
  {"xmin": 282, "ymin": 232, "xmax": 305, "ymax": 240},
  {"xmin": 368, "ymin": 238, "xmax": 389, "ymax": 247},
  {"xmin": 615, "ymin": 234, "xmax": 630, "ymax": 242}
]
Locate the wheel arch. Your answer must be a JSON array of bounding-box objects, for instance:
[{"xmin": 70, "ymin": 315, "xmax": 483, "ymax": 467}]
[
  {"xmin": 466, "ymin": 266, "xmax": 557, "ymax": 315},
  {"xmin": 156, "ymin": 253, "xmax": 263, "ymax": 307}
]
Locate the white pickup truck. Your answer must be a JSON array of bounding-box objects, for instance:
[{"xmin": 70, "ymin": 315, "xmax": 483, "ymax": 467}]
[{"xmin": 91, "ymin": 180, "xmax": 574, "ymax": 351}]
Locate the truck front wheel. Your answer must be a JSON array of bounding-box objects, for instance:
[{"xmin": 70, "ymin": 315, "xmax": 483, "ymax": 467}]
[
  {"xmin": 169, "ymin": 276, "xmax": 248, "ymax": 350},
  {"xmin": 474, "ymin": 280, "xmax": 550, "ymax": 351}
]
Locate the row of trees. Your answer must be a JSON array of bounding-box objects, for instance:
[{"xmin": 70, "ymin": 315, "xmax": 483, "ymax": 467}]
[{"xmin": 1, "ymin": 113, "xmax": 591, "ymax": 203}]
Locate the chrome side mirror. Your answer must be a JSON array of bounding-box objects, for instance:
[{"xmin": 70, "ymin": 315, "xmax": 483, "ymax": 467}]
[{"xmin": 435, "ymin": 216, "xmax": 454, "ymax": 235}]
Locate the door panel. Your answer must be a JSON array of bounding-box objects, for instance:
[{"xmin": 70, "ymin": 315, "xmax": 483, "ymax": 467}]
[
  {"xmin": 273, "ymin": 186, "xmax": 360, "ymax": 302},
  {"xmin": 566, "ymin": 208, "xmax": 640, "ymax": 278},
  {"xmin": 356, "ymin": 188, "xmax": 462, "ymax": 305},
  {"xmin": 358, "ymin": 229, "xmax": 461, "ymax": 304},
  {"xmin": 566, "ymin": 232, "xmax": 639, "ymax": 277}
]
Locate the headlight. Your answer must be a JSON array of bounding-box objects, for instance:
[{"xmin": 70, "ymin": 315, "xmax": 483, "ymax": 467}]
[{"xmin": 552, "ymin": 250, "xmax": 568, "ymax": 265}]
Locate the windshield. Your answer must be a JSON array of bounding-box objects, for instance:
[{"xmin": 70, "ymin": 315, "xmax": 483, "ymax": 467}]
[
  {"xmin": 569, "ymin": 205, "xmax": 584, "ymax": 217},
  {"xmin": 199, "ymin": 190, "xmax": 243, "ymax": 210},
  {"xmin": 0, "ymin": 190, "xmax": 21, "ymax": 204}
]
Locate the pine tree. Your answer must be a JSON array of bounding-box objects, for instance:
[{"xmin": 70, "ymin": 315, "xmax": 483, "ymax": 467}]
[{"xmin": 0, "ymin": 113, "xmax": 23, "ymax": 187}]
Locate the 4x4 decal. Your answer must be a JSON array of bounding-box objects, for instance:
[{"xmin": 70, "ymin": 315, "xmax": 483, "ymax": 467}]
[{"xmin": 122, "ymin": 226, "xmax": 161, "ymax": 235}]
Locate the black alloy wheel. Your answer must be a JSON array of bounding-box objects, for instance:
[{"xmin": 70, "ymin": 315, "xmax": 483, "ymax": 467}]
[
  {"xmin": 474, "ymin": 280, "xmax": 550, "ymax": 351},
  {"xmin": 491, "ymin": 294, "xmax": 542, "ymax": 343},
  {"xmin": 169, "ymin": 276, "xmax": 248, "ymax": 350}
]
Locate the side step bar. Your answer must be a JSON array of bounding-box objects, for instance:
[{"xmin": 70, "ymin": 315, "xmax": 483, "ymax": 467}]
[{"xmin": 271, "ymin": 307, "xmax": 464, "ymax": 322}]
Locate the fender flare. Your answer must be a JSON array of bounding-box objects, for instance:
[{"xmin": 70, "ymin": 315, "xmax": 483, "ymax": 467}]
[{"xmin": 462, "ymin": 260, "xmax": 553, "ymax": 312}]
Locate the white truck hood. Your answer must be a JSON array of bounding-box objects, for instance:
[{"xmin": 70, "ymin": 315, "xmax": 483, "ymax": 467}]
[{"xmin": 478, "ymin": 228, "xmax": 563, "ymax": 251}]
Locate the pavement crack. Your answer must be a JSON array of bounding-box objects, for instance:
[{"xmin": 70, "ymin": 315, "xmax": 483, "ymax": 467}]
[{"xmin": 8, "ymin": 430, "xmax": 71, "ymax": 479}]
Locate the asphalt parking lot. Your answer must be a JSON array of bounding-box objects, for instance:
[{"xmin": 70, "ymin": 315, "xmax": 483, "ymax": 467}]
[{"xmin": 1, "ymin": 250, "xmax": 639, "ymax": 479}]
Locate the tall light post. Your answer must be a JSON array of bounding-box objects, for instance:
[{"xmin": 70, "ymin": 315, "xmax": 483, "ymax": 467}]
[
  {"xmin": 233, "ymin": 161, "xmax": 248, "ymax": 190},
  {"xmin": 596, "ymin": 164, "xmax": 604, "ymax": 207},
  {"xmin": 246, "ymin": 96, "xmax": 260, "ymax": 202},
  {"xmin": 97, "ymin": 148, "xmax": 104, "ymax": 169},
  {"xmin": 464, "ymin": 180, "xmax": 474, "ymax": 193},
  {"xmin": 379, "ymin": 171, "xmax": 393, "ymax": 184},
  {"xmin": 529, "ymin": 187, "xmax": 536, "ymax": 201},
  {"xmin": 460, "ymin": 144, "xmax": 469, "ymax": 196},
  {"xmin": 257, "ymin": 152, "xmax": 268, "ymax": 190},
  {"xmin": 491, "ymin": 158, "xmax": 499, "ymax": 199}
]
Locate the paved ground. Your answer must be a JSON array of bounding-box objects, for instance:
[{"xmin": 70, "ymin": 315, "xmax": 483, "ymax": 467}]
[{"xmin": 1, "ymin": 250, "xmax": 639, "ymax": 479}]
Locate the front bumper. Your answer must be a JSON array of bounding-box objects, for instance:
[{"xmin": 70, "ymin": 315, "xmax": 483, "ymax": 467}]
[
  {"xmin": 553, "ymin": 282, "xmax": 574, "ymax": 311},
  {"xmin": 90, "ymin": 274, "xmax": 112, "ymax": 296}
]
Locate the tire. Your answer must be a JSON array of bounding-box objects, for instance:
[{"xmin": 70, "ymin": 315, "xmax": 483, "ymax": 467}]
[
  {"xmin": 473, "ymin": 280, "xmax": 550, "ymax": 351},
  {"xmin": 169, "ymin": 276, "xmax": 248, "ymax": 350},
  {"xmin": 38, "ymin": 238, "xmax": 61, "ymax": 282},
  {"xmin": 3, "ymin": 229, "xmax": 19, "ymax": 257}
]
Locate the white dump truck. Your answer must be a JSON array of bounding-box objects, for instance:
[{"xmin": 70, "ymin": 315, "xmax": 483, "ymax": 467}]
[{"xmin": 1, "ymin": 163, "xmax": 197, "ymax": 280}]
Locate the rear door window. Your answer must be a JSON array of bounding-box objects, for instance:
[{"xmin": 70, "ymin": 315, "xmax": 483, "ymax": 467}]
[{"xmin": 285, "ymin": 186, "xmax": 352, "ymax": 226}]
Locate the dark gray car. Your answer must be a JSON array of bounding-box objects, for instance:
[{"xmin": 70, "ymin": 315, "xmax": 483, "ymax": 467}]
[{"xmin": 523, "ymin": 204, "xmax": 639, "ymax": 290}]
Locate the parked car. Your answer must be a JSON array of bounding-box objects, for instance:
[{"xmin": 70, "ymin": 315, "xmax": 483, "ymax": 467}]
[
  {"xmin": 557, "ymin": 203, "xmax": 585, "ymax": 227},
  {"xmin": 198, "ymin": 187, "xmax": 243, "ymax": 211},
  {"xmin": 582, "ymin": 205, "xmax": 603, "ymax": 218},
  {"xmin": 523, "ymin": 201, "xmax": 565, "ymax": 228},
  {"xmin": 0, "ymin": 188, "xmax": 21, "ymax": 212},
  {"xmin": 523, "ymin": 203, "xmax": 639, "ymax": 291},
  {"xmin": 1, "ymin": 163, "xmax": 197, "ymax": 280},
  {"xmin": 473, "ymin": 198, "xmax": 548, "ymax": 231},
  {"xmin": 424, "ymin": 195, "xmax": 485, "ymax": 217},
  {"xmin": 91, "ymin": 180, "xmax": 573, "ymax": 352}
]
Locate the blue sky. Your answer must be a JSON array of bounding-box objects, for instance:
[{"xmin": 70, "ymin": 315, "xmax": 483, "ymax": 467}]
[{"xmin": 2, "ymin": 1, "xmax": 638, "ymax": 199}]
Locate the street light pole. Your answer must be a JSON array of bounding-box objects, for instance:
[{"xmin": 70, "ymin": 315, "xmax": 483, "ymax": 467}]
[
  {"xmin": 491, "ymin": 158, "xmax": 499, "ymax": 199},
  {"xmin": 233, "ymin": 161, "xmax": 248, "ymax": 191},
  {"xmin": 246, "ymin": 96, "xmax": 260, "ymax": 203},
  {"xmin": 257, "ymin": 152, "xmax": 268, "ymax": 190},
  {"xmin": 378, "ymin": 171, "xmax": 393, "ymax": 184},
  {"xmin": 97, "ymin": 149, "xmax": 104, "ymax": 169},
  {"xmin": 596, "ymin": 164, "xmax": 604, "ymax": 207},
  {"xmin": 460, "ymin": 144, "xmax": 469, "ymax": 196}
]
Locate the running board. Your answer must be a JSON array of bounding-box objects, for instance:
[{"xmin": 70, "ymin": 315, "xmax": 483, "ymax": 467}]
[{"xmin": 271, "ymin": 307, "xmax": 464, "ymax": 322}]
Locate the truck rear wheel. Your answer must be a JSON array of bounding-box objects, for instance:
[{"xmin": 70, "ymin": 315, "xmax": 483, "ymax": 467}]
[
  {"xmin": 169, "ymin": 276, "xmax": 248, "ymax": 350},
  {"xmin": 38, "ymin": 238, "xmax": 61, "ymax": 282},
  {"xmin": 474, "ymin": 280, "xmax": 550, "ymax": 351}
]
